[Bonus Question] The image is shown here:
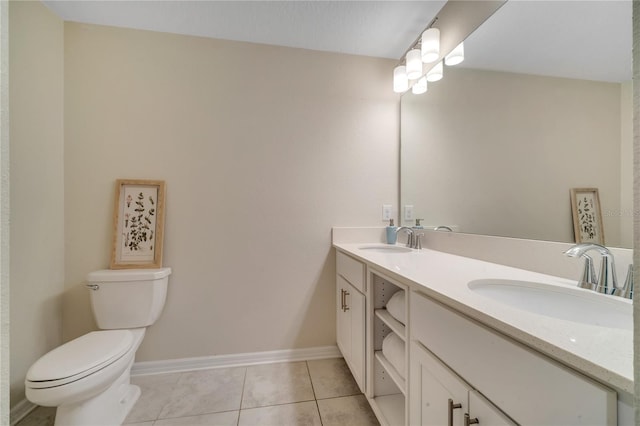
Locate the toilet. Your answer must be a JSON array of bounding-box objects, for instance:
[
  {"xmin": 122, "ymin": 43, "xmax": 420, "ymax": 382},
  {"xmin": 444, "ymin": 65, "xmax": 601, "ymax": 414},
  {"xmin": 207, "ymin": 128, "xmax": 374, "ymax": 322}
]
[{"xmin": 25, "ymin": 267, "xmax": 171, "ymax": 426}]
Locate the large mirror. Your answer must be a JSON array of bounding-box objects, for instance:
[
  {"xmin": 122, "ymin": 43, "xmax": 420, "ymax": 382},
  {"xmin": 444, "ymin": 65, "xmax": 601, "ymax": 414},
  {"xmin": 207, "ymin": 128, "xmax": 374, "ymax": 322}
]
[{"xmin": 400, "ymin": 1, "xmax": 632, "ymax": 248}]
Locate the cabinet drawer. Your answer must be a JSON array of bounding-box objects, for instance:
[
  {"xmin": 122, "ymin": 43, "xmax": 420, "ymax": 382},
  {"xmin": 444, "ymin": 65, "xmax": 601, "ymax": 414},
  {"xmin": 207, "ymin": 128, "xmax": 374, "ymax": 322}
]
[
  {"xmin": 410, "ymin": 291, "xmax": 616, "ymax": 425},
  {"xmin": 336, "ymin": 251, "xmax": 365, "ymax": 293}
]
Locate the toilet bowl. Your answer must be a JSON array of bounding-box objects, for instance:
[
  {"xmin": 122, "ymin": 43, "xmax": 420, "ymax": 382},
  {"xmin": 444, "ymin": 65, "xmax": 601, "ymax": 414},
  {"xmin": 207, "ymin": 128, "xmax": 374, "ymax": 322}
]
[{"xmin": 25, "ymin": 268, "xmax": 171, "ymax": 426}]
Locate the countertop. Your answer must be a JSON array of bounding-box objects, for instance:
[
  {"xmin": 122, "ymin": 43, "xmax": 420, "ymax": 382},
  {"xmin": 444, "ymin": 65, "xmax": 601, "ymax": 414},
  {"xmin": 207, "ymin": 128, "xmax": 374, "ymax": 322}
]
[{"xmin": 333, "ymin": 242, "xmax": 633, "ymax": 395}]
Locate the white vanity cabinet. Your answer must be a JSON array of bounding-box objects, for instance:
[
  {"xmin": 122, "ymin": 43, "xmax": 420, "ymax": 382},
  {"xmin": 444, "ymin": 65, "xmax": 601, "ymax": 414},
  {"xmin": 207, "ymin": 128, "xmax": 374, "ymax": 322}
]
[
  {"xmin": 336, "ymin": 251, "xmax": 366, "ymax": 392},
  {"xmin": 410, "ymin": 340, "xmax": 514, "ymax": 426},
  {"xmin": 410, "ymin": 291, "xmax": 617, "ymax": 425}
]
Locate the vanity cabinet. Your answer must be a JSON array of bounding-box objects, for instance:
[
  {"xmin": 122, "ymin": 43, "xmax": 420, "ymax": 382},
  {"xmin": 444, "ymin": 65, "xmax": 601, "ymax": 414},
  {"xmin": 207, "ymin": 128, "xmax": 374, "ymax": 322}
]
[
  {"xmin": 336, "ymin": 251, "xmax": 366, "ymax": 392},
  {"xmin": 410, "ymin": 291, "xmax": 617, "ymax": 425},
  {"xmin": 409, "ymin": 340, "xmax": 514, "ymax": 426}
]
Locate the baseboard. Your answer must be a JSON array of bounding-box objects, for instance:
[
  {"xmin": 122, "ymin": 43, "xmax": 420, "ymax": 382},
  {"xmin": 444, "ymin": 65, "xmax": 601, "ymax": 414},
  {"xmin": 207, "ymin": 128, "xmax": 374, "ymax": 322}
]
[
  {"xmin": 10, "ymin": 399, "xmax": 37, "ymax": 426},
  {"xmin": 131, "ymin": 345, "xmax": 341, "ymax": 376}
]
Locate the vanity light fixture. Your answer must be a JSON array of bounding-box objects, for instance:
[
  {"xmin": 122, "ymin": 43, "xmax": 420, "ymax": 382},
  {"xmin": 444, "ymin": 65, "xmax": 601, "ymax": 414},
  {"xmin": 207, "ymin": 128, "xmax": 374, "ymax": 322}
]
[
  {"xmin": 445, "ymin": 42, "xmax": 464, "ymax": 66},
  {"xmin": 426, "ymin": 61, "xmax": 443, "ymax": 82},
  {"xmin": 421, "ymin": 28, "xmax": 440, "ymax": 63},
  {"xmin": 406, "ymin": 49, "xmax": 423, "ymax": 80},
  {"xmin": 412, "ymin": 76, "xmax": 428, "ymax": 95},
  {"xmin": 393, "ymin": 65, "xmax": 409, "ymax": 93}
]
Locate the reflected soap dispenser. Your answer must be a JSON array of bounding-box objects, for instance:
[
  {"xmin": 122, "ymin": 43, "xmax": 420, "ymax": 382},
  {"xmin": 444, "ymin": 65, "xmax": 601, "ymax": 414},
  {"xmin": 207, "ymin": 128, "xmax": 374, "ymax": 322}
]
[
  {"xmin": 386, "ymin": 219, "xmax": 398, "ymax": 244},
  {"xmin": 413, "ymin": 219, "xmax": 424, "ymax": 229}
]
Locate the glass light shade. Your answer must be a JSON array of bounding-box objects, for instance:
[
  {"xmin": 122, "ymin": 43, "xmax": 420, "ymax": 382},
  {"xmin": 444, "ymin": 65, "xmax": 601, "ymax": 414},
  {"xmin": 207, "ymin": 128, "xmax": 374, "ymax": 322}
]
[
  {"xmin": 412, "ymin": 77, "xmax": 427, "ymax": 95},
  {"xmin": 445, "ymin": 42, "xmax": 464, "ymax": 66},
  {"xmin": 393, "ymin": 65, "xmax": 409, "ymax": 93},
  {"xmin": 406, "ymin": 49, "xmax": 423, "ymax": 80},
  {"xmin": 421, "ymin": 28, "xmax": 440, "ymax": 63},
  {"xmin": 426, "ymin": 61, "xmax": 443, "ymax": 82}
]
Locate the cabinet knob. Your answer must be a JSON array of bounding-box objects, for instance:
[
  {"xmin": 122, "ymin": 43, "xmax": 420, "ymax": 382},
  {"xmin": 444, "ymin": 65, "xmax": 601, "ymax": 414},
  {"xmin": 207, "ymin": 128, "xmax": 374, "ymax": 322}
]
[
  {"xmin": 464, "ymin": 413, "xmax": 479, "ymax": 426},
  {"xmin": 448, "ymin": 399, "xmax": 462, "ymax": 426}
]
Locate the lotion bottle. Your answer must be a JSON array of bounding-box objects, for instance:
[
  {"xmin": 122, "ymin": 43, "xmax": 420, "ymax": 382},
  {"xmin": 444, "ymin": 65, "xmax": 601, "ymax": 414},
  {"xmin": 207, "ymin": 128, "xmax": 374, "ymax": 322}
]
[{"xmin": 386, "ymin": 219, "xmax": 398, "ymax": 244}]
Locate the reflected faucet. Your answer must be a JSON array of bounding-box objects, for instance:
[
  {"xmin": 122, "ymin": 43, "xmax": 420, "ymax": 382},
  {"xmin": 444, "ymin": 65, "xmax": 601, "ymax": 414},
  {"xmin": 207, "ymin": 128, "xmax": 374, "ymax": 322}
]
[
  {"xmin": 434, "ymin": 226, "xmax": 453, "ymax": 232},
  {"xmin": 563, "ymin": 243, "xmax": 617, "ymax": 295}
]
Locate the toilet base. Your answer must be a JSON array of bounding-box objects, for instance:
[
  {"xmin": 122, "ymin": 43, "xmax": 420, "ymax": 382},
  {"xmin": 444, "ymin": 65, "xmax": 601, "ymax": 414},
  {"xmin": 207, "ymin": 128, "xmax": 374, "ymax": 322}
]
[{"xmin": 54, "ymin": 360, "xmax": 140, "ymax": 426}]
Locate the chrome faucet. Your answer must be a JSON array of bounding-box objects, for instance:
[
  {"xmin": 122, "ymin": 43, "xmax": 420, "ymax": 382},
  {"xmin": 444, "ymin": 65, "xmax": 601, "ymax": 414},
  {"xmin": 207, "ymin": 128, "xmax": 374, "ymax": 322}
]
[
  {"xmin": 563, "ymin": 243, "xmax": 617, "ymax": 295},
  {"xmin": 396, "ymin": 226, "xmax": 424, "ymax": 249}
]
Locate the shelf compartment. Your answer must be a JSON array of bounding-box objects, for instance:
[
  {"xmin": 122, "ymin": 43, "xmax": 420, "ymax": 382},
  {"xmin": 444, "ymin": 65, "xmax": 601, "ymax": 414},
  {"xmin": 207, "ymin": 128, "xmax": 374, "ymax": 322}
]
[
  {"xmin": 375, "ymin": 350, "xmax": 406, "ymax": 395},
  {"xmin": 370, "ymin": 393, "xmax": 405, "ymax": 426},
  {"xmin": 375, "ymin": 308, "xmax": 406, "ymax": 341}
]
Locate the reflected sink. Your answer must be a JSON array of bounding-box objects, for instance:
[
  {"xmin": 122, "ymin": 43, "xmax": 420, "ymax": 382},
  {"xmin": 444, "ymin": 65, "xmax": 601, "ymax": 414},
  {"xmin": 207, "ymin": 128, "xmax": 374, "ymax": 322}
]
[
  {"xmin": 358, "ymin": 245, "xmax": 412, "ymax": 254},
  {"xmin": 468, "ymin": 279, "xmax": 631, "ymax": 330}
]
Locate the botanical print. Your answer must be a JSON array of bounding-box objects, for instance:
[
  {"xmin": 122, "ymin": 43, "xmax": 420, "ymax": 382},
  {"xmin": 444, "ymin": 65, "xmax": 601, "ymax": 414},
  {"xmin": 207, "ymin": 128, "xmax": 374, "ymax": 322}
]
[
  {"xmin": 120, "ymin": 185, "xmax": 158, "ymax": 262},
  {"xmin": 576, "ymin": 193, "xmax": 600, "ymax": 243}
]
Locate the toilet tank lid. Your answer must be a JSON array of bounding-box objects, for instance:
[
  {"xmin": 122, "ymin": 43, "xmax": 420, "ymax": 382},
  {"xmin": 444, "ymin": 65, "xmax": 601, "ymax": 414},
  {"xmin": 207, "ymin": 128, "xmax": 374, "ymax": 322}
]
[{"xmin": 87, "ymin": 267, "xmax": 172, "ymax": 282}]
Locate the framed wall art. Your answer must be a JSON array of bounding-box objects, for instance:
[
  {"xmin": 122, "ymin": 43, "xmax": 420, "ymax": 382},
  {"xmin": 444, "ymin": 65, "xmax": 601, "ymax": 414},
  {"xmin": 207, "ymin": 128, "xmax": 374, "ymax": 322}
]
[
  {"xmin": 111, "ymin": 179, "xmax": 166, "ymax": 269},
  {"xmin": 570, "ymin": 187, "xmax": 604, "ymax": 245}
]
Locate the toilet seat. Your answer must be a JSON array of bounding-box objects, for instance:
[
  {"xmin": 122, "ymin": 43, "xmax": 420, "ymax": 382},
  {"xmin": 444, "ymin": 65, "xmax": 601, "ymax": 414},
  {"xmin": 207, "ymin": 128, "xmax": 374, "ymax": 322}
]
[{"xmin": 26, "ymin": 330, "xmax": 133, "ymax": 389}]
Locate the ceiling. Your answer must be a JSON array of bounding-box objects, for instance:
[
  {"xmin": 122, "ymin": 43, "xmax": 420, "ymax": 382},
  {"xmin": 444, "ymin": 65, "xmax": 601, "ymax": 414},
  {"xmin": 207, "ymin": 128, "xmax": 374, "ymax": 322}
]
[{"xmin": 42, "ymin": 0, "xmax": 632, "ymax": 83}]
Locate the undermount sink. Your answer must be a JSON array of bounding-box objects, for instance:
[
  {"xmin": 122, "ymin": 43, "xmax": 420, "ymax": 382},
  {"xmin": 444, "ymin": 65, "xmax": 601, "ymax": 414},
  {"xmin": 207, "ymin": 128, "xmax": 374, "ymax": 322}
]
[
  {"xmin": 358, "ymin": 245, "xmax": 412, "ymax": 253},
  {"xmin": 468, "ymin": 279, "xmax": 632, "ymax": 331}
]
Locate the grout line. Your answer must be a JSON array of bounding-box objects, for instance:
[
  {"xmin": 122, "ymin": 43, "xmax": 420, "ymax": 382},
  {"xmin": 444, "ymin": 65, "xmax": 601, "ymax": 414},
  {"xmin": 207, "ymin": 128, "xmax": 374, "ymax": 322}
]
[
  {"xmin": 237, "ymin": 367, "xmax": 248, "ymax": 426},
  {"xmin": 306, "ymin": 360, "xmax": 324, "ymax": 426}
]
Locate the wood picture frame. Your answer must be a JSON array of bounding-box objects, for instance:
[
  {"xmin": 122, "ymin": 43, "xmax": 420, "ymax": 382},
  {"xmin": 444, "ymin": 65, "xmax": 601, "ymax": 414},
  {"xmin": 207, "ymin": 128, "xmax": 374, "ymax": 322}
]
[
  {"xmin": 111, "ymin": 179, "xmax": 166, "ymax": 269},
  {"xmin": 570, "ymin": 188, "xmax": 604, "ymax": 245}
]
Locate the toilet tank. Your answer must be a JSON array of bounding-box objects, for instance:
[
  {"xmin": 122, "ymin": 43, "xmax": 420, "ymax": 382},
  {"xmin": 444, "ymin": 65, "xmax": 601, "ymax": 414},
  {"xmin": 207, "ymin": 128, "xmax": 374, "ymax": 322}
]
[{"xmin": 86, "ymin": 268, "xmax": 171, "ymax": 329}]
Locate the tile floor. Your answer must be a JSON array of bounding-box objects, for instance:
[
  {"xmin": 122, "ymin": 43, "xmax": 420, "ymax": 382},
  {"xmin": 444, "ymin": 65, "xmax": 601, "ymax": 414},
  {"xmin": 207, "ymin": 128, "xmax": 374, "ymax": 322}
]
[{"xmin": 18, "ymin": 358, "xmax": 379, "ymax": 426}]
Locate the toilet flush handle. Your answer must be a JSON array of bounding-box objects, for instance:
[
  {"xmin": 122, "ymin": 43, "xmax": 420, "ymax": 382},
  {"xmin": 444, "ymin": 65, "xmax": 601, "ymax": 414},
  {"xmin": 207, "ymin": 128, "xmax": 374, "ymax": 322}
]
[{"xmin": 86, "ymin": 283, "xmax": 100, "ymax": 291}]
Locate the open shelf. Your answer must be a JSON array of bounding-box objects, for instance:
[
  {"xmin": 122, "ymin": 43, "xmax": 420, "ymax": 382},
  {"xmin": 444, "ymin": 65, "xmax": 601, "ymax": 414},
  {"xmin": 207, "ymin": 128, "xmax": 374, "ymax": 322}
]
[
  {"xmin": 370, "ymin": 393, "xmax": 405, "ymax": 426},
  {"xmin": 375, "ymin": 350, "xmax": 406, "ymax": 394},
  {"xmin": 375, "ymin": 308, "xmax": 406, "ymax": 341}
]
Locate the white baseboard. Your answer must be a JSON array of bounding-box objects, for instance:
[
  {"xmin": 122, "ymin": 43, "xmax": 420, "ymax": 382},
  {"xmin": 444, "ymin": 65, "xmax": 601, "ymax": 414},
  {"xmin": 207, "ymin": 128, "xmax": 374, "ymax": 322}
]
[
  {"xmin": 131, "ymin": 345, "xmax": 342, "ymax": 376},
  {"xmin": 10, "ymin": 399, "xmax": 37, "ymax": 426}
]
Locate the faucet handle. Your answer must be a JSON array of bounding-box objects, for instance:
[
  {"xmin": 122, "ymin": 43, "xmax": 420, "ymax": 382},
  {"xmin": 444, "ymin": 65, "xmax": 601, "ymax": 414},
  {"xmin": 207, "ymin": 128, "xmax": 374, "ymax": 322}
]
[
  {"xmin": 612, "ymin": 264, "xmax": 633, "ymax": 299},
  {"xmin": 595, "ymin": 254, "xmax": 617, "ymax": 294},
  {"xmin": 415, "ymin": 233, "xmax": 424, "ymax": 250},
  {"xmin": 576, "ymin": 254, "xmax": 597, "ymax": 290}
]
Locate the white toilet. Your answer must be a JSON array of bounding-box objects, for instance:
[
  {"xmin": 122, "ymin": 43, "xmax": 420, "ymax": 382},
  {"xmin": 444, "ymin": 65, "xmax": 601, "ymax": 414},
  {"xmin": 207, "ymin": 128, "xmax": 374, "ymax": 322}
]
[{"xmin": 25, "ymin": 267, "xmax": 171, "ymax": 426}]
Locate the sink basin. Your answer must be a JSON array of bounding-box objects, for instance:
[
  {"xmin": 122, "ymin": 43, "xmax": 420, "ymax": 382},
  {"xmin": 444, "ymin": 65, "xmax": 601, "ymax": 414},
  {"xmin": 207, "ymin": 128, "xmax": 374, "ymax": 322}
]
[
  {"xmin": 358, "ymin": 245, "xmax": 412, "ymax": 254},
  {"xmin": 468, "ymin": 279, "xmax": 631, "ymax": 330}
]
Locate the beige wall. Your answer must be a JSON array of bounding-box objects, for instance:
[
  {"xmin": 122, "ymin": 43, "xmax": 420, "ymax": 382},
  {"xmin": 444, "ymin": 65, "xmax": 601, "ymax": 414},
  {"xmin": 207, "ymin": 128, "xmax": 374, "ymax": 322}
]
[
  {"xmin": 9, "ymin": 0, "xmax": 64, "ymax": 406},
  {"xmin": 401, "ymin": 67, "xmax": 625, "ymax": 246},
  {"xmin": 63, "ymin": 23, "xmax": 398, "ymax": 361}
]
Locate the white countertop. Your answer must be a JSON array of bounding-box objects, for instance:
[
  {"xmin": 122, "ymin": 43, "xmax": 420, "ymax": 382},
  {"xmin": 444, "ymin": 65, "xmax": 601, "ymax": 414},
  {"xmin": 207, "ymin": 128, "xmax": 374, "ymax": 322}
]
[{"xmin": 334, "ymin": 242, "xmax": 633, "ymax": 395}]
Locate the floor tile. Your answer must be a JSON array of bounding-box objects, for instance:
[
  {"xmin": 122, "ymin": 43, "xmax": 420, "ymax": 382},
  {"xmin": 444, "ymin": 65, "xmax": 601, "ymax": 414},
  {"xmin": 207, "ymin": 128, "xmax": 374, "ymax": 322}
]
[
  {"xmin": 15, "ymin": 406, "xmax": 55, "ymax": 426},
  {"xmin": 154, "ymin": 410, "xmax": 239, "ymax": 426},
  {"xmin": 238, "ymin": 401, "xmax": 322, "ymax": 426},
  {"xmin": 158, "ymin": 367, "xmax": 246, "ymax": 419},
  {"xmin": 124, "ymin": 372, "xmax": 182, "ymax": 423},
  {"xmin": 241, "ymin": 361, "xmax": 315, "ymax": 409},
  {"xmin": 317, "ymin": 395, "xmax": 380, "ymax": 426},
  {"xmin": 307, "ymin": 358, "xmax": 361, "ymax": 399}
]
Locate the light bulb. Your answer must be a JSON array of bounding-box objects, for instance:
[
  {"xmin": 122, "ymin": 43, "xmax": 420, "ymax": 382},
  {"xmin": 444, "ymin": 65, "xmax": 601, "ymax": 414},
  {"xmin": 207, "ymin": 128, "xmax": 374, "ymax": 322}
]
[
  {"xmin": 421, "ymin": 28, "xmax": 440, "ymax": 63},
  {"xmin": 445, "ymin": 42, "xmax": 464, "ymax": 66},
  {"xmin": 393, "ymin": 65, "xmax": 409, "ymax": 93},
  {"xmin": 426, "ymin": 61, "xmax": 443, "ymax": 82},
  {"xmin": 412, "ymin": 77, "xmax": 427, "ymax": 95},
  {"xmin": 406, "ymin": 49, "xmax": 423, "ymax": 80}
]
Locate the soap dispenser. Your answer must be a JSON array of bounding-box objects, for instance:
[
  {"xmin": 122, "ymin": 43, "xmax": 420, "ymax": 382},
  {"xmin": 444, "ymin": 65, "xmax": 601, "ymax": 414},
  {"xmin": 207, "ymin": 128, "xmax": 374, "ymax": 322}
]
[
  {"xmin": 386, "ymin": 219, "xmax": 398, "ymax": 244},
  {"xmin": 413, "ymin": 219, "xmax": 424, "ymax": 229}
]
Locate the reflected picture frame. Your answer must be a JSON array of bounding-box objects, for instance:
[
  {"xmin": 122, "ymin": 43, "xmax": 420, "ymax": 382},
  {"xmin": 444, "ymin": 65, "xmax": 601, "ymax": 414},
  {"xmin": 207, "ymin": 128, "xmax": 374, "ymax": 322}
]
[
  {"xmin": 570, "ymin": 188, "xmax": 604, "ymax": 245},
  {"xmin": 111, "ymin": 179, "xmax": 166, "ymax": 269}
]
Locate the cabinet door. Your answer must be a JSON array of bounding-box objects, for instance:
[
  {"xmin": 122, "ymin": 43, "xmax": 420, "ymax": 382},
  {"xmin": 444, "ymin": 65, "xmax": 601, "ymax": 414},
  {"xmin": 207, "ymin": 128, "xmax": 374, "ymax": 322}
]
[
  {"xmin": 336, "ymin": 276, "xmax": 351, "ymax": 360},
  {"xmin": 468, "ymin": 391, "xmax": 516, "ymax": 426},
  {"xmin": 410, "ymin": 341, "xmax": 469, "ymax": 426},
  {"xmin": 348, "ymin": 286, "xmax": 365, "ymax": 391}
]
